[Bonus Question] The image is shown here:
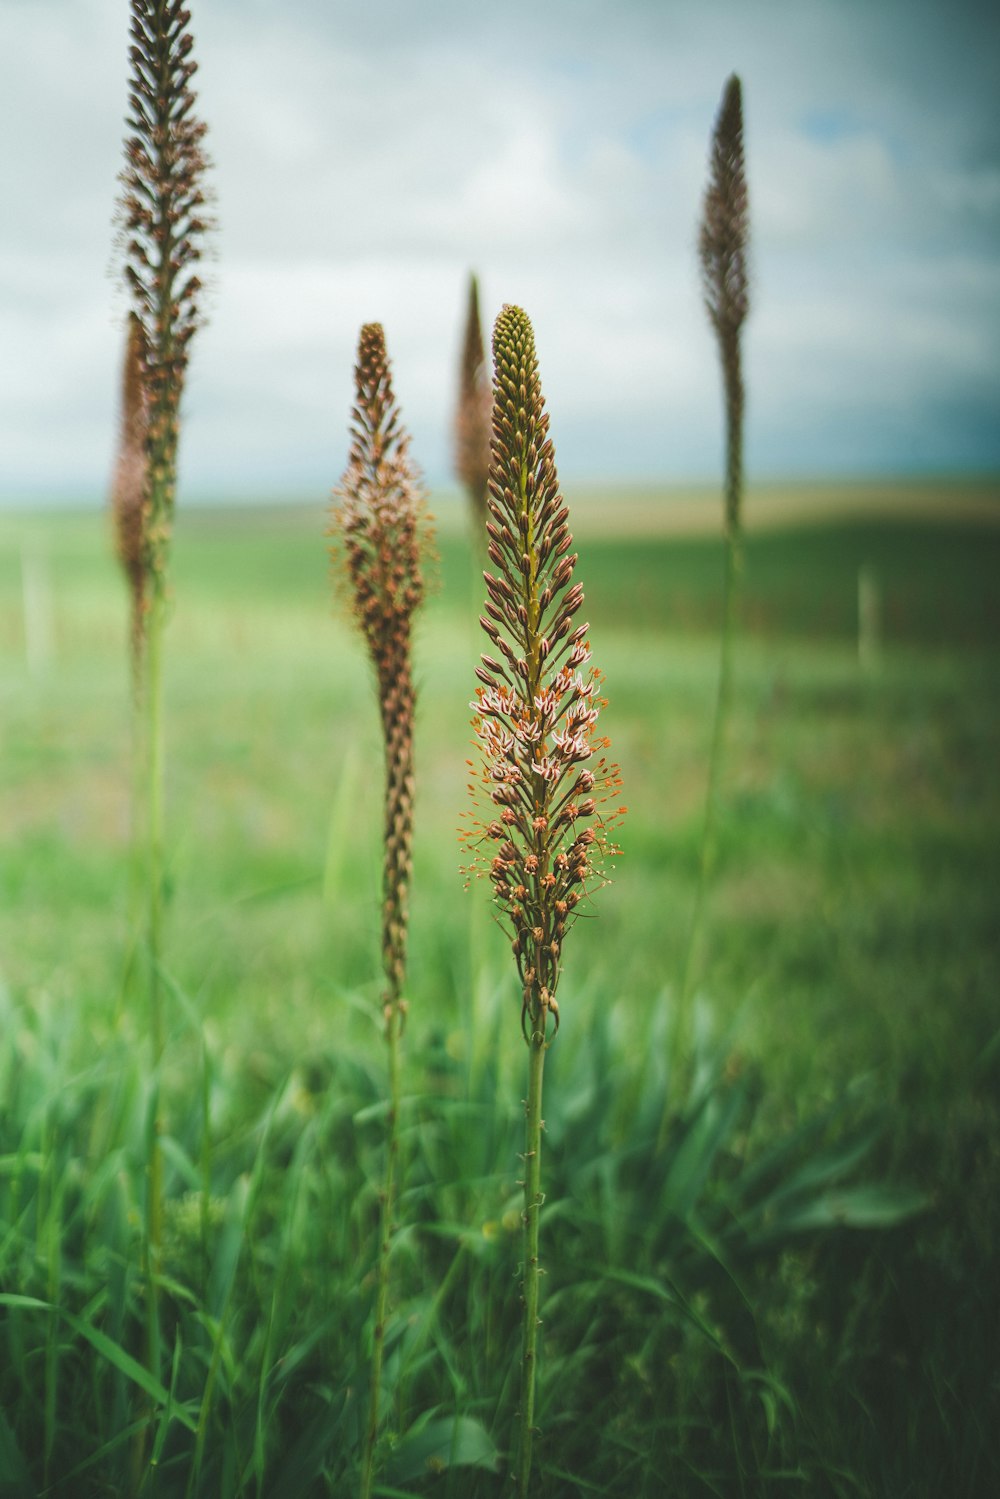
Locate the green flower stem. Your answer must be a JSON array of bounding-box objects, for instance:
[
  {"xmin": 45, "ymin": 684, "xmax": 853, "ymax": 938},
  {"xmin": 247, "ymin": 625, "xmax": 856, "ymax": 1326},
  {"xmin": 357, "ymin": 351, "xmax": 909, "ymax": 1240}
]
[
  {"xmin": 118, "ymin": 661, "xmax": 147, "ymax": 1026},
  {"xmin": 666, "ymin": 337, "xmax": 743, "ymax": 1118},
  {"xmin": 360, "ymin": 1000, "xmax": 403, "ymax": 1499},
  {"xmin": 147, "ymin": 584, "xmax": 166, "ymax": 1066},
  {"xmin": 668, "ymin": 71, "xmax": 747, "ymax": 1111},
  {"xmin": 472, "ymin": 304, "xmax": 623, "ymax": 1490},
  {"xmin": 517, "ymin": 1028, "xmax": 547, "ymax": 1498},
  {"xmin": 667, "ymin": 521, "xmax": 741, "ymax": 1110},
  {"xmin": 144, "ymin": 577, "xmax": 167, "ymax": 1388}
]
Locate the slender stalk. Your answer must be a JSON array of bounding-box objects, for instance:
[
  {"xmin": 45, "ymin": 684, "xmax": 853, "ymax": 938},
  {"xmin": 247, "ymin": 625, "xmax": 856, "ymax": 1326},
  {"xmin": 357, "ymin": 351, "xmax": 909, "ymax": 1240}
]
[
  {"xmin": 146, "ymin": 584, "xmax": 167, "ymax": 1070},
  {"xmin": 329, "ymin": 324, "xmax": 432, "ymax": 1499},
  {"xmin": 667, "ymin": 75, "xmax": 749, "ymax": 1106},
  {"xmin": 144, "ymin": 581, "xmax": 167, "ymax": 1383},
  {"xmin": 141, "ymin": 428, "xmax": 172, "ymax": 1398},
  {"xmin": 116, "ymin": 7, "xmax": 211, "ymax": 1474},
  {"xmin": 670, "ymin": 516, "xmax": 741, "ymax": 1090},
  {"xmin": 118, "ymin": 647, "xmax": 148, "ymax": 1021},
  {"xmin": 517, "ymin": 1032, "xmax": 546, "ymax": 1498},
  {"xmin": 361, "ymin": 1003, "xmax": 402, "ymax": 1499},
  {"xmin": 465, "ymin": 305, "xmax": 625, "ymax": 1493},
  {"xmin": 111, "ymin": 314, "xmax": 151, "ymax": 1016}
]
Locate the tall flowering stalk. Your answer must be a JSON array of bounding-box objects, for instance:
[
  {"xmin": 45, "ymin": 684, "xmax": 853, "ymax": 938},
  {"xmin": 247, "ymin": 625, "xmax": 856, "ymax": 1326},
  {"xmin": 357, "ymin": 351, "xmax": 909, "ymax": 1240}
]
[
  {"xmin": 700, "ymin": 73, "xmax": 749, "ymax": 547},
  {"xmin": 464, "ymin": 305, "xmax": 624, "ymax": 1496},
  {"xmin": 671, "ymin": 74, "xmax": 750, "ymax": 1091},
  {"xmin": 119, "ymin": 0, "xmax": 211, "ymax": 608},
  {"xmin": 329, "ymin": 323, "xmax": 433, "ymax": 1499},
  {"xmin": 115, "ymin": 0, "xmax": 211, "ymax": 1398},
  {"xmin": 454, "ymin": 272, "xmax": 492, "ymax": 539},
  {"xmin": 111, "ymin": 313, "xmax": 151, "ymax": 1013}
]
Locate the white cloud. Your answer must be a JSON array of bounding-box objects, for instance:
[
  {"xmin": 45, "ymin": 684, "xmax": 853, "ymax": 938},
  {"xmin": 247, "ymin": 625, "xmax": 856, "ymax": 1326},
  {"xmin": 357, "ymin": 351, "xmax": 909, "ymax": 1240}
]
[{"xmin": 0, "ymin": 0, "xmax": 998, "ymax": 498}]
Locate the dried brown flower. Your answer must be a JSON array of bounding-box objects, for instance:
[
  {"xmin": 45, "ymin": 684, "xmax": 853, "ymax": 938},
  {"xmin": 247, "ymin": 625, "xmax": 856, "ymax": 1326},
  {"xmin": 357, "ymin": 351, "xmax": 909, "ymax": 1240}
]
[
  {"xmin": 112, "ymin": 312, "xmax": 150, "ymax": 676},
  {"xmin": 330, "ymin": 323, "xmax": 434, "ymax": 1005},
  {"xmin": 699, "ymin": 73, "xmax": 749, "ymax": 539},
  {"xmin": 454, "ymin": 273, "xmax": 492, "ymax": 535},
  {"xmin": 117, "ymin": 0, "xmax": 212, "ymax": 587}
]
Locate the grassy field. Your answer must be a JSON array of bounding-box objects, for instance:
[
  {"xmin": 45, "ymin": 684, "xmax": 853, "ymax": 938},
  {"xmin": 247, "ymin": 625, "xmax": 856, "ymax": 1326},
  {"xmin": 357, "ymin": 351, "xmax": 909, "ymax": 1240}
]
[{"xmin": 1, "ymin": 480, "xmax": 998, "ymax": 1495}]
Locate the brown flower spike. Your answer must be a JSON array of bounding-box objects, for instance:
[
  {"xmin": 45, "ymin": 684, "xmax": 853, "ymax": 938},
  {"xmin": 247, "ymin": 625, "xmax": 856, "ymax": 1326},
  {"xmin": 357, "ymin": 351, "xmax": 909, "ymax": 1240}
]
[
  {"xmin": 330, "ymin": 325, "xmax": 433, "ymax": 1499},
  {"xmin": 699, "ymin": 73, "xmax": 749, "ymax": 540},
  {"xmin": 112, "ymin": 312, "xmax": 150, "ymax": 677},
  {"xmin": 465, "ymin": 305, "xmax": 625, "ymax": 1041},
  {"xmin": 454, "ymin": 273, "xmax": 492, "ymax": 535},
  {"xmin": 330, "ymin": 324, "xmax": 433, "ymax": 1006},
  {"xmin": 117, "ymin": 0, "xmax": 212, "ymax": 591}
]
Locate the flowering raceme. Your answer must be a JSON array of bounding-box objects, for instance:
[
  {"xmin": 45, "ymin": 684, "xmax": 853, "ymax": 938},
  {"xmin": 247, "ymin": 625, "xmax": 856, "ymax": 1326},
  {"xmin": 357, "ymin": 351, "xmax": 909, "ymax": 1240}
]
[
  {"xmin": 464, "ymin": 304, "xmax": 625, "ymax": 1041},
  {"xmin": 330, "ymin": 322, "xmax": 432, "ymax": 1009},
  {"xmin": 330, "ymin": 322, "xmax": 434, "ymax": 1499},
  {"xmin": 118, "ymin": 0, "xmax": 212, "ymax": 595}
]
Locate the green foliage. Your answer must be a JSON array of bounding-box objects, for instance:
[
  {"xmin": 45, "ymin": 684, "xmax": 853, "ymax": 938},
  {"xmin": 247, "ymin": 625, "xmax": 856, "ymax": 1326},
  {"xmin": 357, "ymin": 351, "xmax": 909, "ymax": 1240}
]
[
  {"xmin": 0, "ymin": 975, "xmax": 933, "ymax": 1497},
  {"xmin": 0, "ymin": 493, "xmax": 998, "ymax": 1494}
]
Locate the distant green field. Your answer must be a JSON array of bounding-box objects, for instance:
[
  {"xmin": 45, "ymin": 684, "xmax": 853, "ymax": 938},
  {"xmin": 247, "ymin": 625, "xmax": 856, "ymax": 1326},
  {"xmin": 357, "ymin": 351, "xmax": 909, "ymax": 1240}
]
[
  {"xmin": 1, "ymin": 483, "xmax": 998, "ymax": 1495},
  {"xmin": 3, "ymin": 487, "xmax": 998, "ymax": 1058}
]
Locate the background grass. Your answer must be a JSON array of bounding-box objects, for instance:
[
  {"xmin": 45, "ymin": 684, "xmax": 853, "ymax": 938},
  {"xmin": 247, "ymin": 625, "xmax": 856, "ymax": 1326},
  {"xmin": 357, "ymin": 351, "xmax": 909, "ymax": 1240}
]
[{"xmin": 1, "ymin": 480, "xmax": 998, "ymax": 1495}]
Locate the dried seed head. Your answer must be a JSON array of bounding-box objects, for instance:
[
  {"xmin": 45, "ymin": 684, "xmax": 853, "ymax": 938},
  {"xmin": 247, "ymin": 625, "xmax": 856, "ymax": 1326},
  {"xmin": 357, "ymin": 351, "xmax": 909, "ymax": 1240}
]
[
  {"xmin": 699, "ymin": 73, "xmax": 750, "ymax": 539},
  {"xmin": 115, "ymin": 0, "xmax": 213, "ymax": 588},
  {"xmin": 699, "ymin": 74, "xmax": 749, "ymax": 339},
  {"xmin": 330, "ymin": 323, "xmax": 435, "ymax": 1010},
  {"xmin": 454, "ymin": 273, "xmax": 493, "ymax": 536},
  {"xmin": 111, "ymin": 312, "xmax": 150, "ymax": 674},
  {"xmin": 331, "ymin": 324, "xmax": 431, "ymax": 657}
]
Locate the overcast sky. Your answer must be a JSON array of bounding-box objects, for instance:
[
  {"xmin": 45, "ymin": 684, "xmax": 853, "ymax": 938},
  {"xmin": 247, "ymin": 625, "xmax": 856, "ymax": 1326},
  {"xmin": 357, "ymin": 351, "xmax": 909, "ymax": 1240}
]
[{"xmin": 1, "ymin": 0, "xmax": 998, "ymax": 503}]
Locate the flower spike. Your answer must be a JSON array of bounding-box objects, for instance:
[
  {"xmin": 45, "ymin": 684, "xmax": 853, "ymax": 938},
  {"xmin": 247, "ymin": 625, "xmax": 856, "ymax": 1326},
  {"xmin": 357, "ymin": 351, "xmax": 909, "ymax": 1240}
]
[
  {"xmin": 466, "ymin": 304, "xmax": 624, "ymax": 1041},
  {"xmin": 699, "ymin": 72, "xmax": 749, "ymax": 539},
  {"xmin": 330, "ymin": 323, "xmax": 433, "ymax": 1005},
  {"xmin": 465, "ymin": 303, "xmax": 624, "ymax": 1497},
  {"xmin": 330, "ymin": 324, "xmax": 434, "ymax": 1499},
  {"xmin": 116, "ymin": 0, "xmax": 213, "ymax": 592}
]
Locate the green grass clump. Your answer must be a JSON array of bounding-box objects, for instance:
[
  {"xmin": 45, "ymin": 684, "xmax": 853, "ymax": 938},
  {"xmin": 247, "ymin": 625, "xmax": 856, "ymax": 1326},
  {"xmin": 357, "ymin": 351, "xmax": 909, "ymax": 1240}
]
[{"xmin": 0, "ymin": 489, "xmax": 998, "ymax": 1494}]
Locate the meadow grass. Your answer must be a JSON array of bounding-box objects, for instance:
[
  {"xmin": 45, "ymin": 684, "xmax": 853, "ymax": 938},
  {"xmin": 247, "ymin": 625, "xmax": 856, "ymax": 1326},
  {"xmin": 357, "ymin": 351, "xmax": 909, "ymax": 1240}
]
[{"xmin": 0, "ymin": 483, "xmax": 998, "ymax": 1495}]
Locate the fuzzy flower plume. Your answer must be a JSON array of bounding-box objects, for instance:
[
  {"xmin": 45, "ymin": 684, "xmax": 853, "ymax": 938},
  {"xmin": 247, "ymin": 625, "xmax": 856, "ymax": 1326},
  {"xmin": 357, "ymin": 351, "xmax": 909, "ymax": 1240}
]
[
  {"xmin": 463, "ymin": 305, "xmax": 625, "ymax": 1041},
  {"xmin": 112, "ymin": 312, "xmax": 150, "ymax": 674},
  {"xmin": 117, "ymin": 0, "xmax": 211, "ymax": 588},
  {"xmin": 454, "ymin": 273, "xmax": 492, "ymax": 533},
  {"xmin": 699, "ymin": 73, "xmax": 749, "ymax": 538},
  {"xmin": 330, "ymin": 324, "xmax": 434, "ymax": 1005}
]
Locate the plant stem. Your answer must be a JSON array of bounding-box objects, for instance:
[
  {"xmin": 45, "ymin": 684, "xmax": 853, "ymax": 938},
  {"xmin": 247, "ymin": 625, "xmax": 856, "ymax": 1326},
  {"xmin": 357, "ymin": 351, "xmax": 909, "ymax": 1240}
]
[
  {"xmin": 517, "ymin": 1028, "xmax": 547, "ymax": 1499},
  {"xmin": 665, "ymin": 339, "xmax": 744, "ymax": 1128},
  {"xmin": 668, "ymin": 530, "xmax": 741, "ymax": 1083},
  {"xmin": 119, "ymin": 658, "xmax": 148, "ymax": 1024},
  {"xmin": 145, "ymin": 579, "xmax": 167, "ymax": 1387},
  {"xmin": 130, "ymin": 580, "xmax": 166, "ymax": 1493},
  {"xmin": 360, "ymin": 1000, "xmax": 403, "ymax": 1499},
  {"xmin": 332, "ymin": 325, "xmax": 427, "ymax": 1499}
]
